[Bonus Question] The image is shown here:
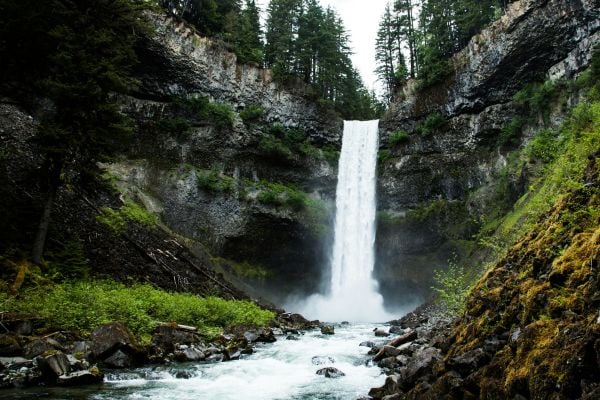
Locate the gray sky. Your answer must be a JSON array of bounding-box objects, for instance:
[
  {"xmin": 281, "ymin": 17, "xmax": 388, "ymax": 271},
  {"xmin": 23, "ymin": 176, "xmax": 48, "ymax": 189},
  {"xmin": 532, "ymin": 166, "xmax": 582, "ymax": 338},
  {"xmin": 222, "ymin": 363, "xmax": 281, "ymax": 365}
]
[{"xmin": 256, "ymin": 0, "xmax": 391, "ymax": 92}]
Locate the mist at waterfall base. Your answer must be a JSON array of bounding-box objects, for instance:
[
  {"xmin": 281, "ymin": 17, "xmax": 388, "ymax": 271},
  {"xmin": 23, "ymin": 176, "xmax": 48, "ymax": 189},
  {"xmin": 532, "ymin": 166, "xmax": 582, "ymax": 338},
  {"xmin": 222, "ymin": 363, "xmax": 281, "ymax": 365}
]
[{"xmin": 289, "ymin": 120, "xmax": 401, "ymax": 323}]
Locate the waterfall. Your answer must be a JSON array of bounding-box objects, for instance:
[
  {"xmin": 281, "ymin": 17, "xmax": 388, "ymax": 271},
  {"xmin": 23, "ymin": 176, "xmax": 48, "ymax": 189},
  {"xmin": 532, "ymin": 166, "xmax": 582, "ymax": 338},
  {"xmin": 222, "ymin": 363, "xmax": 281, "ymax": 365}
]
[{"xmin": 296, "ymin": 120, "xmax": 391, "ymax": 322}]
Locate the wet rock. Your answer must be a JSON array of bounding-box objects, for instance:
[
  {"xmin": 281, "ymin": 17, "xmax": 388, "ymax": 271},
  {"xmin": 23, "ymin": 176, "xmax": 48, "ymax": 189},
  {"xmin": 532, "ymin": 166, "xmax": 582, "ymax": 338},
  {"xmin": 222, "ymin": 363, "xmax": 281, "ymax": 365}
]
[
  {"xmin": 378, "ymin": 356, "xmax": 400, "ymax": 369},
  {"xmin": 23, "ymin": 338, "xmax": 60, "ymax": 359},
  {"xmin": 320, "ymin": 325, "xmax": 335, "ymax": 335},
  {"xmin": 447, "ymin": 348, "xmax": 491, "ymax": 377},
  {"xmin": 174, "ymin": 347, "xmax": 205, "ymax": 362},
  {"xmin": 286, "ymin": 335, "xmax": 299, "ymax": 340},
  {"xmin": 244, "ymin": 328, "xmax": 276, "ymax": 343},
  {"xmin": 57, "ymin": 369, "xmax": 104, "ymax": 386},
  {"xmin": 312, "ymin": 356, "xmax": 335, "ymax": 365},
  {"xmin": 388, "ymin": 330, "xmax": 417, "ymax": 347},
  {"xmin": 368, "ymin": 346, "xmax": 381, "ymax": 355},
  {"xmin": 359, "ymin": 341, "xmax": 376, "ymax": 348},
  {"xmin": 91, "ymin": 322, "xmax": 138, "ymax": 360},
  {"xmin": 0, "ymin": 334, "xmax": 22, "ymax": 356},
  {"xmin": 316, "ymin": 367, "xmax": 345, "ymax": 378},
  {"xmin": 152, "ymin": 325, "xmax": 203, "ymax": 353},
  {"xmin": 72, "ymin": 341, "xmax": 92, "ymax": 357},
  {"xmin": 103, "ymin": 349, "xmax": 133, "ymax": 368},
  {"xmin": 0, "ymin": 357, "xmax": 32, "ymax": 369},
  {"xmin": 401, "ymin": 347, "xmax": 442, "ymax": 388},
  {"xmin": 373, "ymin": 345, "xmax": 402, "ymax": 362},
  {"xmin": 368, "ymin": 374, "xmax": 401, "ymax": 399},
  {"xmin": 174, "ymin": 370, "xmax": 194, "ymax": 379},
  {"xmin": 38, "ymin": 351, "xmax": 70, "ymax": 378},
  {"xmin": 205, "ymin": 353, "xmax": 224, "ymax": 362},
  {"xmin": 374, "ymin": 328, "xmax": 390, "ymax": 337}
]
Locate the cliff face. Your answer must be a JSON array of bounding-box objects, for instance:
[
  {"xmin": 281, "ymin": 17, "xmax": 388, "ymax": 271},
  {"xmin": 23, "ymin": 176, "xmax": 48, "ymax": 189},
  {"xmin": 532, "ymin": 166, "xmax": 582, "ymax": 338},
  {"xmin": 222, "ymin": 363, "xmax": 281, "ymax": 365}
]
[
  {"xmin": 104, "ymin": 13, "xmax": 343, "ymax": 303},
  {"xmin": 375, "ymin": 0, "xmax": 600, "ymax": 306}
]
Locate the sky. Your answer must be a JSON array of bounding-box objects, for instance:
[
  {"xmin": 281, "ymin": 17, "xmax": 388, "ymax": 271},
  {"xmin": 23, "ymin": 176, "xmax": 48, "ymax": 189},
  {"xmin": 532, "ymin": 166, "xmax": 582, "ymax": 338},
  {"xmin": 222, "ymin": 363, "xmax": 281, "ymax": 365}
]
[{"xmin": 256, "ymin": 0, "xmax": 392, "ymax": 92}]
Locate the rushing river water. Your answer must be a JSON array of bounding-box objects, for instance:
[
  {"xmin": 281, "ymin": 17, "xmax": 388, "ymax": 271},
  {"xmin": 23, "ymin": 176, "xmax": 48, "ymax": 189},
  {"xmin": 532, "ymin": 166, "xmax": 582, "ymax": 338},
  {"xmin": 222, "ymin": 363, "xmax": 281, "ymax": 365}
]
[{"xmin": 3, "ymin": 324, "xmax": 388, "ymax": 400}]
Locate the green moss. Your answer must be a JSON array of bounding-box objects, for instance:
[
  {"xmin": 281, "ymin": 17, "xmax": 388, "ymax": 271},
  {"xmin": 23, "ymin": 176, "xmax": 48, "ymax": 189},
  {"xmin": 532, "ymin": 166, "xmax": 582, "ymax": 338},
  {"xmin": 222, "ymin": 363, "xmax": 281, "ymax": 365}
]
[
  {"xmin": 97, "ymin": 200, "xmax": 158, "ymax": 234},
  {"xmin": 258, "ymin": 135, "xmax": 295, "ymax": 162},
  {"xmin": 196, "ymin": 168, "xmax": 235, "ymax": 193},
  {"xmin": 378, "ymin": 149, "xmax": 393, "ymax": 163},
  {"xmin": 0, "ymin": 280, "xmax": 274, "ymax": 337},
  {"xmin": 389, "ymin": 130, "xmax": 410, "ymax": 146},
  {"xmin": 170, "ymin": 95, "xmax": 235, "ymax": 131},
  {"xmin": 499, "ymin": 117, "xmax": 524, "ymax": 147},
  {"xmin": 213, "ymin": 257, "xmax": 270, "ymax": 279}
]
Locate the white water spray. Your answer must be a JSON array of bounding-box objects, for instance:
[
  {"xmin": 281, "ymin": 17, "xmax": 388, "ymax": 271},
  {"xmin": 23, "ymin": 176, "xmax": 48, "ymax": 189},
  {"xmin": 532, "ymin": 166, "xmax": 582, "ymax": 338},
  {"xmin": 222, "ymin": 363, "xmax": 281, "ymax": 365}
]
[{"xmin": 296, "ymin": 120, "xmax": 392, "ymax": 322}]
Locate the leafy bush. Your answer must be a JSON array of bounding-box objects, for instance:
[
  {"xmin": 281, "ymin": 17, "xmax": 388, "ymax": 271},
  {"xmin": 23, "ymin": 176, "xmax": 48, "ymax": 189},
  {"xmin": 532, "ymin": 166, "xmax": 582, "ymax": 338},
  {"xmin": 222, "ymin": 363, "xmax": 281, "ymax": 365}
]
[
  {"xmin": 432, "ymin": 257, "xmax": 472, "ymax": 315},
  {"xmin": 416, "ymin": 113, "xmax": 447, "ymax": 136},
  {"xmin": 171, "ymin": 95, "xmax": 235, "ymax": 131},
  {"xmin": 1, "ymin": 281, "xmax": 275, "ymax": 338},
  {"xmin": 239, "ymin": 104, "xmax": 265, "ymax": 124},
  {"xmin": 196, "ymin": 168, "xmax": 235, "ymax": 192},
  {"xmin": 499, "ymin": 117, "xmax": 524, "ymax": 147},
  {"xmin": 205, "ymin": 102, "xmax": 235, "ymax": 130},
  {"xmin": 525, "ymin": 129, "xmax": 559, "ymax": 163},
  {"xmin": 258, "ymin": 135, "xmax": 295, "ymax": 162},
  {"xmin": 97, "ymin": 201, "xmax": 158, "ymax": 234},
  {"xmin": 417, "ymin": 59, "xmax": 453, "ymax": 89},
  {"xmin": 389, "ymin": 130, "xmax": 410, "ymax": 146}
]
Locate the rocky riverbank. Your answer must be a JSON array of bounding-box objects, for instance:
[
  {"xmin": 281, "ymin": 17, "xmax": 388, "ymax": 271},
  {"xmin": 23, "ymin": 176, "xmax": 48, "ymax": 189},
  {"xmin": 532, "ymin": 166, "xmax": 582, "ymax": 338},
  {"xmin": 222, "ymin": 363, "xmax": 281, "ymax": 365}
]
[{"xmin": 0, "ymin": 312, "xmax": 317, "ymax": 390}]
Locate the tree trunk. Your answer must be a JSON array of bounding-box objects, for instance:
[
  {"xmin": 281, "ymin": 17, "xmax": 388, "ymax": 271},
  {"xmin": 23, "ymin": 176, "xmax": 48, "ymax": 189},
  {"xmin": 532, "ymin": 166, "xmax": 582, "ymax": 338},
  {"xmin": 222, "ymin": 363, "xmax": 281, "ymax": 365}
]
[{"xmin": 32, "ymin": 184, "xmax": 57, "ymax": 264}]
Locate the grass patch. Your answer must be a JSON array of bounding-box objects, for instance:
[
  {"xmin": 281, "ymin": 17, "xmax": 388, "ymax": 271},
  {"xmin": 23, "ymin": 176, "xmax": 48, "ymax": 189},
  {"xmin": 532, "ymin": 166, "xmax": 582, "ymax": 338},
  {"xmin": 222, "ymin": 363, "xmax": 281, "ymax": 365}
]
[
  {"xmin": 0, "ymin": 281, "xmax": 274, "ymax": 338},
  {"xmin": 196, "ymin": 168, "xmax": 235, "ymax": 193},
  {"xmin": 239, "ymin": 104, "xmax": 265, "ymax": 124}
]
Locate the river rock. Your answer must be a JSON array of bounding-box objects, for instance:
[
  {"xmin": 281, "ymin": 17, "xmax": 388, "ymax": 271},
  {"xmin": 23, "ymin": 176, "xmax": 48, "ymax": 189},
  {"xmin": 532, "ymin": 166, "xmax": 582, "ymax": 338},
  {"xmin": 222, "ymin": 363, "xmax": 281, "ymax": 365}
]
[
  {"xmin": 243, "ymin": 328, "xmax": 276, "ymax": 343},
  {"xmin": 401, "ymin": 347, "xmax": 442, "ymax": 387},
  {"xmin": 0, "ymin": 357, "xmax": 32, "ymax": 369},
  {"xmin": 373, "ymin": 345, "xmax": 402, "ymax": 362},
  {"xmin": 57, "ymin": 369, "xmax": 104, "ymax": 386},
  {"xmin": 312, "ymin": 355, "xmax": 335, "ymax": 365},
  {"xmin": 174, "ymin": 346, "xmax": 205, "ymax": 362},
  {"xmin": 389, "ymin": 326, "xmax": 404, "ymax": 335},
  {"xmin": 378, "ymin": 356, "xmax": 400, "ymax": 369},
  {"xmin": 316, "ymin": 367, "xmax": 345, "ymax": 378},
  {"xmin": 368, "ymin": 374, "xmax": 401, "ymax": 399},
  {"xmin": 38, "ymin": 351, "xmax": 70, "ymax": 377},
  {"xmin": 320, "ymin": 325, "xmax": 335, "ymax": 335},
  {"xmin": 103, "ymin": 349, "xmax": 133, "ymax": 368},
  {"xmin": 90, "ymin": 322, "xmax": 138, "ymax": 360},
  {"xmin": 359, "ymin": 341, "xmax": 376, "ymax": 348},
  {"xmin": 374, "ymin": 328, "xmax": 390, "ymax": 337},
  {"xmin": 447, "ymin": 348, "xmax": 491, "ymax": 377},
  {"xmin": 23, "ymin": 338, "xmax": 60, "ymax": 359},
  {"xmin": 152, "ymin": 325, "xmax": 203, "ymax": 353},
  {"xmin": 285, "ymin": 335, "xmax": 299, "ymax": 340}
]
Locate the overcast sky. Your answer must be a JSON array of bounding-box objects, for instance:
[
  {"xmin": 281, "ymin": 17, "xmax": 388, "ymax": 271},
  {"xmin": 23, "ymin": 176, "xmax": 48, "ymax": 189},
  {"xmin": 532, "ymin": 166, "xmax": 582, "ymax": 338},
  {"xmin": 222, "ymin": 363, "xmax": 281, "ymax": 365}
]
[{"xmin": 256, "ymin": 0, "xmax": 391, "ymax": 92}]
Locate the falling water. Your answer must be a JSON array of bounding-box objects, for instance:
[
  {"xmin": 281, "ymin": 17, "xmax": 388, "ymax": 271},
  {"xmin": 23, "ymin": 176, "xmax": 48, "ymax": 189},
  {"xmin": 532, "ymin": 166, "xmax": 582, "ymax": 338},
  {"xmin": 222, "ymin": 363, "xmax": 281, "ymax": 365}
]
[{"xmin": 296, "ymin": 120, "xmax": 392, "ymax": 322}]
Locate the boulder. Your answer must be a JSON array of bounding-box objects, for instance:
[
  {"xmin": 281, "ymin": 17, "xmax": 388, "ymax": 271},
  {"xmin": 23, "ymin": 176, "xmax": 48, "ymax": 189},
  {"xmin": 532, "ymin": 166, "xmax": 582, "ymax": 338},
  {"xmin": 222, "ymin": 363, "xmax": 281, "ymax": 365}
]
[
  {"xmin": 57, "ymin": 368, "xmax": 104, "ymax": 386},
  {"xmin": 373, "ymin": 345, "xmax": 402, "ymax": 362},
  {"xmin": 23, "ymin": 338, "xmax": 60, "ymax": 359},
  {"xmin": 401, "ymin": 347, "xmax": 442, "ymax": 388},
  {"xmin": 447, "ymin": 348, "xmax": 491, "ymax": 377},
  {"xmin": 0, "ymin": 357, "xmax": 31, "ymax": 369},
  {"xmin": 243, "ymin": 328, "xmax": 276, "ymax": 343},
  {"xmin": 174, "ymin": 347, "xmax": 205, "ymax": 362},
  {"xmin": 389, "ymin": 326, "xmax": 404, "ymax": 335},
  {"xmin": 320, "ymin": 325, "xmax": 335, "ymax": 335},
  {"xmin": 316, "ymin": 367, "xmax": 345, "ymax": 378},
  {"xmin": 103, "ymin": 349, "xmax": 133, "ymax": 368},
  {"xmin": 378, "ymin": 356, "xmax": 400, "ymax": 369},
  {"xmin": 38, "ymin": 351, "xmax": 70, "ymax": 378},
  {"xmin": 374, "ymin": 328, "xmax": 390, "ymax": 337},
  {"xmin": 152, "ymin": 325, "xmax": 203, "ymax": 353},
  {"xmin": 90, "ymin": 322, "xmax": 138, "ymax": 360},
  {"xmin": 368, "ymin": 374, "xmax": 401, "ymax": 399},
  {"xmin": 285, "ymin": 335, "xmax": 299, "ymax": 340}
]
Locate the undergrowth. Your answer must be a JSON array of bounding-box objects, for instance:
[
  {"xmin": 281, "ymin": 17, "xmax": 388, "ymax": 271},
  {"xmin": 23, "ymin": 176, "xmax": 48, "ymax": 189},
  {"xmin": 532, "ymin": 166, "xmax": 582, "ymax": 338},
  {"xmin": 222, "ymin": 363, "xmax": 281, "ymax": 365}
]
[{"xmin": 0, "ymin": 281, "xmax": 274, "ymax": 339}]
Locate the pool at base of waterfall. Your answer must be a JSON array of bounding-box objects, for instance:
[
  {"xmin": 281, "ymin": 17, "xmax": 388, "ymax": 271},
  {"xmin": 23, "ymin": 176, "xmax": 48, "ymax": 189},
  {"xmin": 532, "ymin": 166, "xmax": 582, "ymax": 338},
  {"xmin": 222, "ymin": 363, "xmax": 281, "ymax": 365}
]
[{"xmin": 4, "ymin": 324, "xmax": 387, "ymax": 400}]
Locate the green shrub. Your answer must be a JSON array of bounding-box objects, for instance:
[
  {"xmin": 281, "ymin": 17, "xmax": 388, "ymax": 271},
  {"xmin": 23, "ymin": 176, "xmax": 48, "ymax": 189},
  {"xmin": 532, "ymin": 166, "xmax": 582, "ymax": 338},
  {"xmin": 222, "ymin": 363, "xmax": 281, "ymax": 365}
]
[
  {"xmin": 321, "ymin": 144, "xmax": 340, "ymax": 165},
  {"xmin": 389, "ymin": 130, "xmax": 410, "ymax": 146},
  {"xmin": 46, "ymin": 239, "xmax": 90, "ymax": 282},
  {"xmin": 205, "ymin": 102, "xmax": 235, "ymax": 130},
  {"xmin": 1, "ymin": 281, "xmax": 274, "ymax": 338},
  {"xmin": 269, "ymin": 123, "xmax": 286, "ymax": 138},
  {"xmin": 417, "ymin": 59, "xmax": 453, "ymax": 89},
  {"xmin": 196, "ymin": 168, "xmax": 235, "ymax": 193},
  {"xmin": 239, "ymin": 104, "xmax": 265, "ymax": 124},
  {"xmin": 499, "ymin": 117, "xmax": 524, "ymax": 146},
  {"xmin": 171, "ymin": 95, "xmax": 234, "ymax": 131},
  {"xmin": 284, "ymin": 128, "xmax": 305, "ymax": 144},
  {"xmin": 432, "ymin": 257, "xmax": 472, "ymax": 315},
  {"xmin": 526, "ymin": 129, "xmax": 559, "ymax": 163},
  {"xmin": 258, "ymin": 135, "xmax": 295, "ymax": 162},
  {"xmin": 416, "ymin": 113, "xmax": 446, "ymax": 136}
]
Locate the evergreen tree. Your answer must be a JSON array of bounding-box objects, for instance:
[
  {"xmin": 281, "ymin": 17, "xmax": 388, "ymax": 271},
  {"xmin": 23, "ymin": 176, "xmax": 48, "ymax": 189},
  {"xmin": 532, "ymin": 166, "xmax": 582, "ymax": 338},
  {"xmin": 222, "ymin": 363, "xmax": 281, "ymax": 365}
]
[
  {"xmin": 395, "ymin": 0, "xmax": 418, "ymax": 78},
  {"xmin": 375, "ymin": 3, "xmax": 399, "ymax": 102},
  {"xmin": 265, "ymin": 0, "xmax": 302, "ymax": 79},
  {"xmin": 0, "ymin": 0, "xmax": 149, "ymax": 263}
]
